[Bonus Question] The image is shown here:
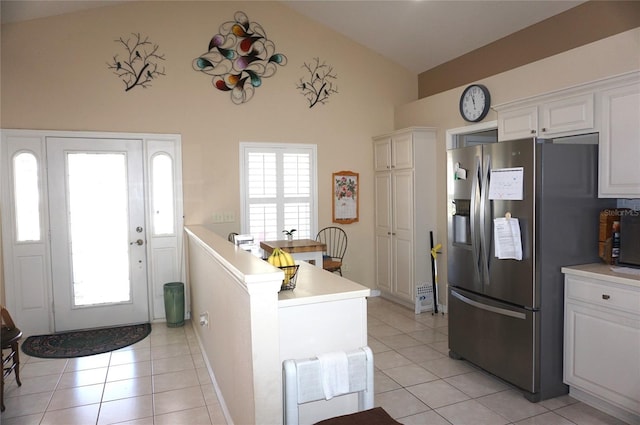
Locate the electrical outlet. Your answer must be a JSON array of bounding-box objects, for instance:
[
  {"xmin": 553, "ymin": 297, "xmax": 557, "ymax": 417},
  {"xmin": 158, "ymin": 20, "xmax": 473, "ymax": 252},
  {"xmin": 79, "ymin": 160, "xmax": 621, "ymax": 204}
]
[
  {"xmin": 213, "ymin": 212, "xmax": 224, "ymax": 223},
  {"xmin": 223, "ymin": 211, "xmax": 235, "ymax": 222},
  {"xmin": 199, "ymin": 311, "xmax": 210, "ymax": 328}
]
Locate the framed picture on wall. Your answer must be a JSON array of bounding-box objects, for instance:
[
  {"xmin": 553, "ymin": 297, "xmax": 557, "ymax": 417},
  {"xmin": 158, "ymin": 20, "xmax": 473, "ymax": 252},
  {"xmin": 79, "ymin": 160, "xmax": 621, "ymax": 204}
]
[{"xmin": 332, "ymin": 171, "xmax": 359, "ymax": 224}]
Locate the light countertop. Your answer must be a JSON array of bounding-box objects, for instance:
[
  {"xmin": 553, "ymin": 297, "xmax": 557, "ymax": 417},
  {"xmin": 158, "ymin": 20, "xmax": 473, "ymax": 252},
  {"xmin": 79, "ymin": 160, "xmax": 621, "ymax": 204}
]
[
  {"xmin": 185, "ymin": 225, "xmax": 371, "ymax": 305},
  {"xmin": 277, "ymin": 261, "xmax": 371, "ymax": 307},
  {"xmin": 561, "ymin": 263, "xmax": 640, "ymax": 288}
]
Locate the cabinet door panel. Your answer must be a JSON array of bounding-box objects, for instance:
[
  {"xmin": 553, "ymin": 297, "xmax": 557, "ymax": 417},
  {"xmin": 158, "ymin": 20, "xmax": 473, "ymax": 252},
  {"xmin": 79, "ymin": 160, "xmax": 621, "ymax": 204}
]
[
  {"xmin": 599, "ymin": 83, "xmax": 640, "ymax": 197},
  {"xmin": 375, "ymin": 234, "xmax": 392, "ymax": 292},
  {"xmin": 374, "ymin": 173, "xmax": 393, "ymax": 292},
  {"xmin": 392, "ymin": 170, "xmax": 413, "ymax": 238},
  {"xmin": 498, "ymin": 106, "xmax": 537, "ymax": 141},
  {"xmin": 392, "ymin": 169, "xmax": 414, "ymax": 302},
  {"xmin": 540, "ymin": 93, "xmax": 594, "ymax": 136},
  {"xmin": 391, "ymin": 133, "xmax": 413, "ymax": 169},
  {"xmin": 394, "ymin": 236, "xmax": 413, "ymax": 301},
  {"xmin": 374, "ymin": 139, "xmax": 392, "ymax": 171},
  {"xmin": 374, "ymin": 173, "xmax": 392, "ymax": 232},
  {"xmin": 565, "ymin": 302, "xmax": 640, "ymax": 414}
]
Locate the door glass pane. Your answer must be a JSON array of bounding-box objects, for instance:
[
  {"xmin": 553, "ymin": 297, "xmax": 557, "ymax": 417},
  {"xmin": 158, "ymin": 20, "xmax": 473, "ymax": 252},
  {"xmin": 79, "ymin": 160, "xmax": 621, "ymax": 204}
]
[
  {"xmin": 152, "ymin": 154, "xmax": 174, "ymax": 235},
  {"xmin": 67, "ymin": 153, "xmax": 131, "ymax": 306},
  {"xmin": 13, "ymin": 152, "xmax": 41, "ymax": 241}
]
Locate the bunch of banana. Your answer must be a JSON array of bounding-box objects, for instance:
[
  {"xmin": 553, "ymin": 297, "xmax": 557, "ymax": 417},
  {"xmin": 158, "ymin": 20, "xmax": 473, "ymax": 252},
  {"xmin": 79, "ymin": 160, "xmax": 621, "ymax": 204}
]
[{"xmin": 267, "ymin": 248, "xmax": 296, "ymax": 283}]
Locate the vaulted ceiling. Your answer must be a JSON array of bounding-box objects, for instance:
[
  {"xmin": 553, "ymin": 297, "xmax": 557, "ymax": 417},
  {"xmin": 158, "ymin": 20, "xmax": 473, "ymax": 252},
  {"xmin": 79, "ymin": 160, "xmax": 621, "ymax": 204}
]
[{"xmin": 1, "ymin": 0, "xmax": 585, "ymax": 75}]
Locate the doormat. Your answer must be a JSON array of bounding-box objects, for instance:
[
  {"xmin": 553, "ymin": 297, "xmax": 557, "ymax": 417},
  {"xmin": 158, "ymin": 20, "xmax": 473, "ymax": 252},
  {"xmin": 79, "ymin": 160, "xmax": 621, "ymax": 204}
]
[{"xmin": 21, "ymin": 323, "xmax": 152, "ymax": 359}]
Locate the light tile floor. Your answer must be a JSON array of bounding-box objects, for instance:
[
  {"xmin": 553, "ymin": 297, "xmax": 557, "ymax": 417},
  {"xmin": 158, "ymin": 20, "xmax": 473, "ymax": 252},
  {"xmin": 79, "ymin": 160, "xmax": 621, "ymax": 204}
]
[
  {"xmin": 1, "ymin": 296, "xmax": 628, "ymax": 424},
  {"xmin": 1, "ymin": 323, "xmax": 225, "ymax": 425},
  {"xmin": 367, "ymin": 296, "xmax": 627, "ymax": 425}
]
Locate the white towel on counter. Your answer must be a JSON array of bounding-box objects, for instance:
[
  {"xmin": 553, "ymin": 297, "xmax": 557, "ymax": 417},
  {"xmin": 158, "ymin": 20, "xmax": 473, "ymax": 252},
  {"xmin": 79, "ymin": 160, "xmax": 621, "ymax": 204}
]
[{"xmin": 317, "ymin": 351, "xmax": 349, "ymax": 400}]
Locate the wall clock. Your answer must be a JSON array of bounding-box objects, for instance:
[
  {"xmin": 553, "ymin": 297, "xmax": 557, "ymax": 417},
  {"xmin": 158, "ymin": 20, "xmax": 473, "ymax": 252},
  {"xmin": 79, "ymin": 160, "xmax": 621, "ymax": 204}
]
[{"xmin": 459, "ymin": 84, "xmax": 491, "ymax": 122}]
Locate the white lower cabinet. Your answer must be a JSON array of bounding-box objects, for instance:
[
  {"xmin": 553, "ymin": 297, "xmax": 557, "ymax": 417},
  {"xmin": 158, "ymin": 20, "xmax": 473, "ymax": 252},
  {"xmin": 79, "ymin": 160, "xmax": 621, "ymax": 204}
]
[
  {"xmin": 562, "ymin": 265, "xmax": 640, "ymax": 424},
  {"xmin": 373, "ymin": 128, "xmax": 437, "ymax": 307}
]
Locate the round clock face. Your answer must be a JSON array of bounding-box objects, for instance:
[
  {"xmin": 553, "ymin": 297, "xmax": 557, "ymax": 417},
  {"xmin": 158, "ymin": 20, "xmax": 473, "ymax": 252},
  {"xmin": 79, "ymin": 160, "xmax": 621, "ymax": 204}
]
[{"xmin": 460, "ymin": 84, "xmax": 491, "ymax": 122}]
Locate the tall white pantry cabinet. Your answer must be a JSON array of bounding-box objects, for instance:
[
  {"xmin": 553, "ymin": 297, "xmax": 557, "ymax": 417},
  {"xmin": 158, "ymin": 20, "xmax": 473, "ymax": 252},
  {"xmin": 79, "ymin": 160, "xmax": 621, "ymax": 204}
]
[{"xmin": 373, "ymin": 128, "xmax": 437, "ymax": 308}]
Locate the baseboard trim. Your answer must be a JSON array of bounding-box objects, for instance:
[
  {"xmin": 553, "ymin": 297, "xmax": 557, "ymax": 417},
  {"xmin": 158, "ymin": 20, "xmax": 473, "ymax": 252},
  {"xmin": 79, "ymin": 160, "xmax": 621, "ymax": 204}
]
[{"xmin": 569, "ymin": 387, "xmax": 640, "ymax": 425}]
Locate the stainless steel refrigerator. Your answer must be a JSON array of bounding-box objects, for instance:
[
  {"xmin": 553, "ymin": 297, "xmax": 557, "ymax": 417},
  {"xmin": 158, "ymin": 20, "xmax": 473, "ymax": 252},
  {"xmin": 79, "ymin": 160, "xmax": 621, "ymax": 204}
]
[{"xmin": 446, "ymin": 135, "xmax": 616, "ymax": 402}]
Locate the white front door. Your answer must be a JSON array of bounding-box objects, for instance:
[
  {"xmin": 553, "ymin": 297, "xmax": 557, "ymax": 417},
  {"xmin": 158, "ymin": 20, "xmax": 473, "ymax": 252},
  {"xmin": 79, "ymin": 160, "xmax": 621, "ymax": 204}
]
[{"xmin": 47, "ymin": 137, "xmax": 149, "ymax": 331}]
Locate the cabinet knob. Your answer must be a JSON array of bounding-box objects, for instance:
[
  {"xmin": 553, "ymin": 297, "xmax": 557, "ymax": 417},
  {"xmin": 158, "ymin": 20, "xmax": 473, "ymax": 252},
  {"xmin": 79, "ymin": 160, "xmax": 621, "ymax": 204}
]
[
  {"xmin": 530, "ymin": 130, "xmax": 536, "ymax": 134},
  {"xmin": 541, "ymin": 128, "xmax": 547, "ymax": 132},
  {"xmin": 602, "ymin": 294, "xmax": 610, "ymax": 300}
]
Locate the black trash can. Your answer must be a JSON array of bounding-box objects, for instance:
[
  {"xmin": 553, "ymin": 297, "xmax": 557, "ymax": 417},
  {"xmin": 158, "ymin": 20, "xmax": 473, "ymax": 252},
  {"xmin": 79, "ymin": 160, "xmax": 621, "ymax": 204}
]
[{"xmin": 163, "ymin": 282, "xmax": 185, "ymax": 327}]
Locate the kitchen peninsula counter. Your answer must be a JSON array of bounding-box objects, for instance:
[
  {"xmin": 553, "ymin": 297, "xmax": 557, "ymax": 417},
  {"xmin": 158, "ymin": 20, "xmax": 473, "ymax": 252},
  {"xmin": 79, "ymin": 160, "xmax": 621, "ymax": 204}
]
[
  {"xmin": 278, "ymin": 260, "xmax": 370, "ymax": 306},
  {"xmin": 184, "ymin": 225, "xmax": 370, "ymax": 425}
]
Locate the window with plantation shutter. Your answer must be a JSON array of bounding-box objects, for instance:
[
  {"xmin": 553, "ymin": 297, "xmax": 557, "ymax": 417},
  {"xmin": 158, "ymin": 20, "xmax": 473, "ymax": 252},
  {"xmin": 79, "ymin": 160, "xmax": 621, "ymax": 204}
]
[{"xmin": 240, "ymin": 143, "xmax": 317, "ymax": 244}]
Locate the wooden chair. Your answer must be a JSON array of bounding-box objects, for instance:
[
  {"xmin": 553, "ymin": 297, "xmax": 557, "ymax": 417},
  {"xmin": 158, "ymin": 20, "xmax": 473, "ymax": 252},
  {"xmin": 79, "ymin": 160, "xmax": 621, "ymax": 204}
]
[
  {"xmin": 316, "ymin": 227, "xmax": 347, "ymax": 276},
  {"xmin": 1, "ymin": 306, "xmax": 23, "ymax": 412}
]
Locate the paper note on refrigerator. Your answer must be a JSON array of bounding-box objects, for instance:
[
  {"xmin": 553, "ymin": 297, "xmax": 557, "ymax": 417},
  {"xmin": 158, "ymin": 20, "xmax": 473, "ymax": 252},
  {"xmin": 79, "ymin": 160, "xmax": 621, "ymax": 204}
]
[
  {"xmin": 488, "ymin": 167, "xmax": 524, "ymax": 200},
  {"xmin": 494, "ymin": 217, "xmax": 523, "ymax": 260}
]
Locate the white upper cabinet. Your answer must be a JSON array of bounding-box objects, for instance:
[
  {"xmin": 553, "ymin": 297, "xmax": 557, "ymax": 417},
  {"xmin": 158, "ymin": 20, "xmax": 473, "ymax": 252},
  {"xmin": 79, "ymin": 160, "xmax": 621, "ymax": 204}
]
[
  {"xmin": 497, "ymin": 106, "xmax": 538, "ymax": 141},
  {"xmin": 598, "ymin": 76, "xmax": 640, "ymax": 198},
  {"xmin": 497, "ymin": 93, "xmax": 595, "ymax": 141},
  {"xmin": 540, "ymin": 93, "xmax": 595, "ymax": 136},
  {"xmin": 374, "ymin": 131, "xmax": 414, "ymax": 171},
  {"xmin": 496, "ymin": 70, "xmax": 640, "ymax": 198}
]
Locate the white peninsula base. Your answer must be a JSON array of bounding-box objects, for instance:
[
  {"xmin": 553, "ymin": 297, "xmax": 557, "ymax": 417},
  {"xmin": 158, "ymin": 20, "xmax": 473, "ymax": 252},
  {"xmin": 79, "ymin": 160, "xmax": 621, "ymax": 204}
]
[{"xmin": 185, "ymin": 226, "xmax": 371, "ymax": 425}]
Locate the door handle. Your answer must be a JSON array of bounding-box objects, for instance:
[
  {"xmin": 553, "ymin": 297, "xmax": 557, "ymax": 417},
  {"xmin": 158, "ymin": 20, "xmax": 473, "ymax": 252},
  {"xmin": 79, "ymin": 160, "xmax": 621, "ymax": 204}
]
[
  {"xmin": 130, "ymin": 239, "xmax": 144, "ymax": 246},
  {"xmin": 471, "ymin": 156, "xmax": 482, "ymax": 284},
  {"xmin": 480, "ymin": 154, "xmax": 491, "ymax": 286},
  {"xmin": 451, "ymin": 290, "xmax": 526, "ymax": 319}
]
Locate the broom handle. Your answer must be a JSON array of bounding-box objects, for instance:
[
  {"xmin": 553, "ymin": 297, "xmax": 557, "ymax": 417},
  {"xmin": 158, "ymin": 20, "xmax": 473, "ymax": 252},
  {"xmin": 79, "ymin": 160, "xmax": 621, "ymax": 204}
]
[{"xmin": 430, "ymin": 231, "xmax": 438, "ymax": 314}]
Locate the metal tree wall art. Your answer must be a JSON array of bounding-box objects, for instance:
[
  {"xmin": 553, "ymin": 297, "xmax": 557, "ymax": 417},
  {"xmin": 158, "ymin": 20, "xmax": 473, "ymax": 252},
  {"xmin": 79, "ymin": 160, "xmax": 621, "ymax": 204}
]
[
  {"xmin": 296, "ymin": 58, "xmax": 338, "ymax": 108},
  {"xmin": 107, "ymin": 33, "xmax": 166, "ymax": 91},
  {"xmin": 193, "ymin": 11, "xmax": 287, "ymax": 104}
]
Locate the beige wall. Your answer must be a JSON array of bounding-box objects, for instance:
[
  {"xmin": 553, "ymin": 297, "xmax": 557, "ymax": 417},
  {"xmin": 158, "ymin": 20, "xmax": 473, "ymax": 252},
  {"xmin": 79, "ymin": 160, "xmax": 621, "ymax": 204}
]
[
  {"xmin": 0, "ymin": 1, "xmax": 417, "ymax": 288},
  {"xmin": 3, "ymin": 1, "xmax": 638, "ymax": 304},
  {"xmin": 1, "ymin": 208, "xmax": 4, "ymax": 306},
  {"xmin": 395, "ymin": 28, "xmax": 640, "ymax": 305}
]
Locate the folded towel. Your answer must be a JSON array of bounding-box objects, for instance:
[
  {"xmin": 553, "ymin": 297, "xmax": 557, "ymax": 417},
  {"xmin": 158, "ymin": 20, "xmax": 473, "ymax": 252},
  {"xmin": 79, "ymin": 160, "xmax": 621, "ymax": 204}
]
[{"xmin": 317, "ymin": 351, "xmax": 349, "ymax": 400}]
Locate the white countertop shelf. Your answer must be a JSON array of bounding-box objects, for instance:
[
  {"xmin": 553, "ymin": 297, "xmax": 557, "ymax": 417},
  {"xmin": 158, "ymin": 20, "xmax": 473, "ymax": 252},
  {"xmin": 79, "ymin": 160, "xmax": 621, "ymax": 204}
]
[
  {"xmin": 561, "ymin": 263, "xmax": 640, "ymax": 288},
  {"xmin": 278, "ymin": 261, "xmax": 371, "ymax": 307},
  {"xmin": 185, "ymin": 225, "xmax": 371, "ymax": 305}
]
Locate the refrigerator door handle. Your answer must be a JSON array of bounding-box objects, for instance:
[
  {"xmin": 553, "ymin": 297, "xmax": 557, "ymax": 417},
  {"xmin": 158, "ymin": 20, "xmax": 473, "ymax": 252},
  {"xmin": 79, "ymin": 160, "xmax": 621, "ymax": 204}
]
[
  {"xmin": 451, "ymin": 290, "xmax": 526, "ymax": 320},
  {"xmin": 470, "ymin": 155, "xmax": 482, "ymax": 284},
  {"xmin": 480, "ymin": 154, "xmax": 491, "ymax": 286}
]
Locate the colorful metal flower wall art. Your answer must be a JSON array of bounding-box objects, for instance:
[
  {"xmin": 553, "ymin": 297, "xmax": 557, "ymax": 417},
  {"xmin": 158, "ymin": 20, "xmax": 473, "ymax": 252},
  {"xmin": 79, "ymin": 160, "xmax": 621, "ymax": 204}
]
[
  {"xmin": 193, "ymin": 11, "xmax": 287, "ymax": 104},
  {"xmin": 296, "ymin": 57, "xmax": 338, "ymax": 108},
  {"xmin": 107, "ymin": 33, "xmax": 166, "ymax": 91}
]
